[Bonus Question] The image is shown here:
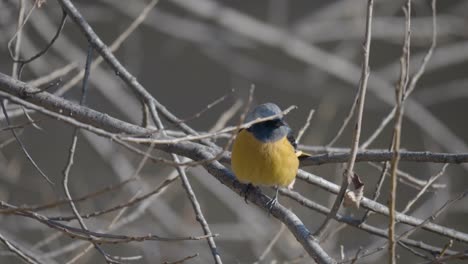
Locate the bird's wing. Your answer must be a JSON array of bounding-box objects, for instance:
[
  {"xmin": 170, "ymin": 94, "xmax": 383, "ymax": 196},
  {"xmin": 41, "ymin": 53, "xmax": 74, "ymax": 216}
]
[
  {"xmin": 286, "ymin": 129, "xmax": 298, "ymax": 150},
  {"xmin": 287, "ymin": 128, "xmax": 311, "ymax": 160}
]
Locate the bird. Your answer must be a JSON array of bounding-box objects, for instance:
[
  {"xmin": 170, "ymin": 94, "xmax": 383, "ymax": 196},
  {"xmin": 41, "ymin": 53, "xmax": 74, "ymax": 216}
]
[{"xmin": 231, "ymin": 103, "xmax": 308, "ymax": 211}]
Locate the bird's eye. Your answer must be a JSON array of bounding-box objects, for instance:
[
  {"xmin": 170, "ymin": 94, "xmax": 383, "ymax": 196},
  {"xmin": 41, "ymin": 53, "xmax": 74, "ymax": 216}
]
[
  {"xmin": 269, "ymin": 119, "xmax": 283, "ymax": 127},
  {"xmin": 260, "ymin": 119, "xmax": 283, "ymax": 128}
]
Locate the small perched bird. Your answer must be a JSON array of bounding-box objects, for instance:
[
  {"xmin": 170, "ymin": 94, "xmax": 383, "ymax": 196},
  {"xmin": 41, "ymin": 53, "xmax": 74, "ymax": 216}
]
[{"xmin": 231, "ymin": 103, "xmax": 307, "ymax": 210}]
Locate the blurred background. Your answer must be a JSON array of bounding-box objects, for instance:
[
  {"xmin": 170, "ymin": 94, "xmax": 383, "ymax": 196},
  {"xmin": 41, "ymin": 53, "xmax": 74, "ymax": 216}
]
[{"xmin": 1, "ymin": 0, "xmax": 468, "ymax": 263}]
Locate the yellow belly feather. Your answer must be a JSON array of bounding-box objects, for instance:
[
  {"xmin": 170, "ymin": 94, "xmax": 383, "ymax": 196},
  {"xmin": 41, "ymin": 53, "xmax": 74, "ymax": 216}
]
[{"xmin": 231, "ymin": 130, "xmax": 299, "ymax": 187}]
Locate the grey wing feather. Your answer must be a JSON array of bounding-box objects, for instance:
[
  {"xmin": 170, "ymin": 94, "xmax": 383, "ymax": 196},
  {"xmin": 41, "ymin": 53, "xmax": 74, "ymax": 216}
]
[{"xmin": 286, "ymin": 129, "xmax": 298, "ymax": 150}]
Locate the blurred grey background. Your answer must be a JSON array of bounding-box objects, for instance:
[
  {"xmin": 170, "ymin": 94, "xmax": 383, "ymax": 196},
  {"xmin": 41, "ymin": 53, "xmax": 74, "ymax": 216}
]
[{"xmin": 0, "ymin": 0, "xmax": 468, "ymax": 263}]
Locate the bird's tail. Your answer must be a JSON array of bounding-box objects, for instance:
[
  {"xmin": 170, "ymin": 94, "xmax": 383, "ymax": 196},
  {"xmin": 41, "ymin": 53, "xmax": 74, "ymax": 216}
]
[{"xmin": 296, "ymin": 150, "xmax": 311, "ymax": 161}]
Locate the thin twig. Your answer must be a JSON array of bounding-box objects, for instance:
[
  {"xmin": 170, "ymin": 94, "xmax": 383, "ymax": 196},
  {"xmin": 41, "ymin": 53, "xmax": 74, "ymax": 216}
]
[
  {"xmin": 0, "ymin": 136, "xmax": 18, "ymax": 149},
  {"xmin": 0, "ymin": 117, "xmax": 46, "ymax": 131},
  {"xmin": 254, "ymin": 223, "xmax": 286, "ymax": 263},
  {"xmin": 15, "ymin": 10, "xmax": 68, "ymax": 78},
  {"xmin": 115, "ymin": 104, "xmax": 295, "ymax": 167},
  {"xmin": 401, "ymin": 163, "xmax": 449, "ymax": 214},
  {"xmin": 162, "ymin": 253, "xmax": 199, "ymax": 264},
  {"xmin": 178, "ymin": 91, "xmax": 232, "ymax": 123},
  {"xmin": 314, "ymin": 0, "xmax": 374, "ymax": 239},
  {"xmin": 361, "ymin": 0, "xmax": 438, "ymax": 149},
  {"xmin": 61, "ymin": 44, "xmax": 119, "ymax": 263},
  {"xmin": 389, "ymin": 2, "xmax": 412, "ymax": 262},
  {"xmin": 0, "ymin": 232, "xmax": 44, "ymax": 264},
  {"xmin": 175, "ymin": 160, "xmax": 223, "ymax": 263},
  {"xmin": 397, "ymin": 190, "xmax": 468, "ymax": 242},
  {"xmin": 209, "ymin": 99, "xmax": 243, "ymax": 132},
  {"xmin": 360, "ymin": 159, "xmax": 390, "ymax": 223},
  {"xmin": 9, "ymin": 0, "xmax": 26, "ymax": 79},
  {"xmin": 350, "ymin": 247, "xmax": 363, "ymax": 264},
  {"xmin": 1, "ymin": 95, "xmax": 53, "ymax": 186},
  {"xmin": 119, "ymin": 105, "xmax": 297, "ymax": 144},
  {"xmin": 28, "ymin": 62, "xmax": 78, "ymax": 87},
  {"xmin": 367, "ymin": 162, "xmax": 446, "ymax": 190},
  {"xmin": 428, "ymin": 251, "xmax": 468, "ymax": 264},
  {"xmin": 438, "ymin": 240, "xmax": 453, "ymax": 259},
  {"xmin": 0, "ymin": 178, "xmax": 134, "ymax": 214},
  {"xmin": 49, "ymin": 173, "xmax": 179, "ymax": 221},
  {"xmin": 326, "ymin": 91, "xmax": 359, "ymax": 147},
  {"xmin": 296, "ymin": 108, "xmax": 315, "ymax": 143}
]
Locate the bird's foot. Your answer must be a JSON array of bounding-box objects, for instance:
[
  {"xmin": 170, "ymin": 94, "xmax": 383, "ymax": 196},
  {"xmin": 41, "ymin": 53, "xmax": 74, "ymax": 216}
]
[
  {"xmin": 241, "ymin": 183, "xmax": 254, "ymax": 204},
  {"xmin": 266, "ymin": 187, "xmax": 280, "ymax": 215},
  {"xmin": 266, "ymin": 196, "xmax": 278, "ymax": 215}
]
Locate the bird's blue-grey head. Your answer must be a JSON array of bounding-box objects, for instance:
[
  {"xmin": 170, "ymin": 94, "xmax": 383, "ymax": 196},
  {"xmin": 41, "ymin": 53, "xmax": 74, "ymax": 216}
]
[{"xmin": 246, "ymin": 103, "xmax": 291, "ymax": 143}]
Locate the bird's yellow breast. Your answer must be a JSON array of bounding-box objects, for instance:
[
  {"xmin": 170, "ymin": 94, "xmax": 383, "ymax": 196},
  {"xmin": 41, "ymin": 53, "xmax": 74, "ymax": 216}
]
[{"xmin": 231, "ymin": 129, "xmax": 299, "ymax": 187}]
